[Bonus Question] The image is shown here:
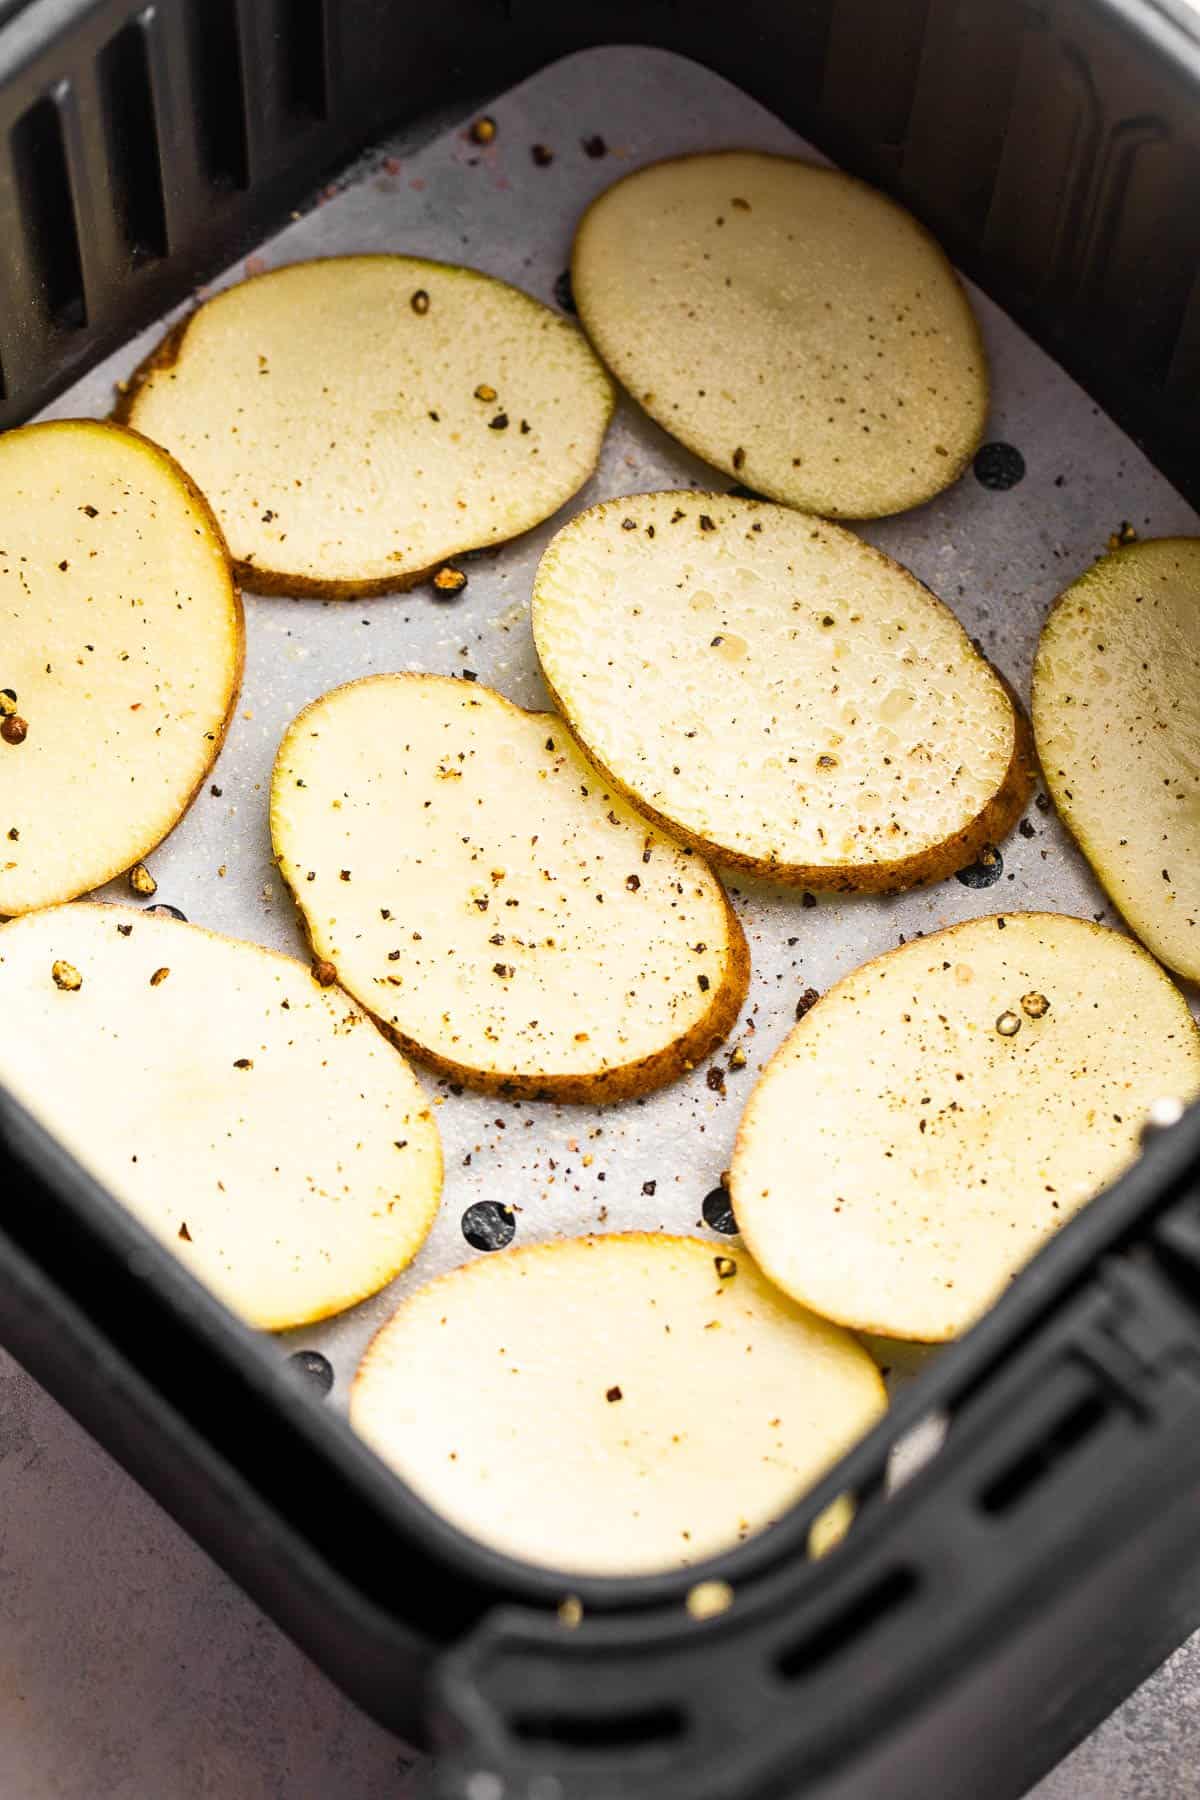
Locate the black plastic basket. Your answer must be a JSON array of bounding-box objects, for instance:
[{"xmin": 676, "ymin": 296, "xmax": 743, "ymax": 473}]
[{"xmin": 4, "ymin": 4, "xmax": 1200, "ymax": 1796}]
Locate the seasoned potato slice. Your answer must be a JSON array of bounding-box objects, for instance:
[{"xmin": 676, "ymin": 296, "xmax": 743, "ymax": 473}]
[
  {"xmin": 1033, "ymin": 538, "xmax": 1200, "ymax": 979},
  {"xmin": 0, "ymin": 904, "xmax": 442, "ymax": 1330},
  {"xmin": 119, "ymin": 256, "xmax": 613, "ymax": 594},
  {"xmin": 532, "ymin": 493, "xmax": 1031, "ymax": 889},
  {"xmin": 352, "ymin": 1233, "xmax": 886, "ymax": 1575},
  {"xmin": 0, "ymin": 421, "xmax": 241, "ymax": 916},
  {"xmin": 270, "ymin": 675, "xmax": 748, "ymax": 1100},
  {"xmin": 731, "ymin": 913, "xmax": 1200, "ymax": 1342},
  {"xmin": 572, "ymin": 152, "xmax": 986, "ymax": 518}
]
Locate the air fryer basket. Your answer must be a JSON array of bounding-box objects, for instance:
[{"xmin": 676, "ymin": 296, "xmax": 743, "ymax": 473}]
[{"xmin": 3, "ymin": 5, "xmax": 1200, "ymax": 1798}]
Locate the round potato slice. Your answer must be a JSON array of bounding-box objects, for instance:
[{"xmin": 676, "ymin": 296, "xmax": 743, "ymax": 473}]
[
  {"xmin": 118, "ymin": 256, "xmax": 614, "ymax": 595},
  {"xmin": 1033, "ymin": 538, "xmax": 1200, "ymax": 979},
  {"xmin": 0, "ymin": 904, "xmax": 442, "ymax": 1329},
  {"xmin": 0, "ymin": 421, "xmax": 241, "ymax": 916},
  {"xmin": 352, "ymin": 1233, "xmax": 886, "ymax": 1575},
  {"xmin": 731, "ymin": 913, "xmax": 1200, "ymax": 1343},
  {"xmin": 270, "ymin": 675, "xmax": 748, "ymax": 1101},
  {"xmin": 532, "ymin": 493, "xmax": 1031, "ymax": 889},
  {"xmin": 571, "ymin": 151, "xmax": 986, "ymax": 518}
]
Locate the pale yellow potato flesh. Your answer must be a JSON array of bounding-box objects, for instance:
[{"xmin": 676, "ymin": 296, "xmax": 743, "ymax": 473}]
[
  {"xmin": 270, "ymin": 676, "xmax": 748, "ymax": 1100},
  {"xmin": 571, "ymin": 152, "xmax": 986, "ymax": 519},
  {"xmin": 0, "ymin": 421, "xmax": 241, "ymax": 916},
  {"xmin": 0, "ymin": 904, "xmax": 442, "ymax": 1330},
  {"xmin": 120, "ymin": 256, "xmax": 614, "ymax": 594},
  {"xmin": 532, "ymin": 493, "xmax": 1027, "ymax": 889},
  {"xmin": 1033, "ymin": 538, "xmax": 1200, "ymax": 979},
  {"xmin": 352, "ymin": 1233, "xmax": 886, "ymax": 1575},
  {"xmin": 731, "ymin": 913, "xmax": 1200, "ymax": 1343}
]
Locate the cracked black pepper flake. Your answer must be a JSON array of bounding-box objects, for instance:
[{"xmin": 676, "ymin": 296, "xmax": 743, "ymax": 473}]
[
  {"xmin": 698, "ymin": 514, "xmax": 715, "ymax": 531},
  {"xmin": 531, "ymin": 143, "xmax": 554, "ymax": 166},
  {"xmin": 116, "ymin": 924, "xmax": 133, "ymax": 937},
  {"xmin": 233, "ymin": 1057, "xmax": 253, "ymax": 1069},
  {"xmin": 493, "ymin": 962, "xmax": 514, "ymax": 978},
  {"xmin": 642, "ymin": 1179, "xmax": 656, "ymax": 1196},
  {"xmin": 489, "ymin": 412, "xmax": 510, "ymax": 431},
  {"xmin": 732, "ymin": 446, "xmax": 746, "ymax": 471},
  {"xmin": 6, "ymin": 827, "xmax": 16, "ymax": 841},
  {"xmin": 706, "ymin": 1067, "xmax": 726, "ymax": 1094},
  {"xmin": 622, "ymin": 517, "xmax": 637, "ymax": 531},
  {"xmin": 1018, "ymin": 818, "xmax": 1036, "ymax": 838},
  {"xmin": 801, "ymin": 892, "xmax": 817, "ymax": 909},
  {"xmin": 955, "ymin": 846, "xmax": 1003, "ymax": 888},
  {"xmin": 795, "ymin": 987, "xmax": 820, "ymax": 1021},
  {"xmin": 178, "ymin": 1222, "xmax": 192, "ymax": 1241},
  {"xmin": 698, "ymin": 973, "xmax": 710, "ymax": 992},
  {"xmin": 973, "ymin": 442, "xmax": 1025, "ymax": 490},
  {"xmin": 703, "ymin": 1186, "xmax": 737, "ymax": 1234},
  {"xmin": 410, "ymin": 289, "xmax": 430, "ymax": 315},
  {"xmin": 462, "ymin": 1199, "xmax": 515, "ymax": 1251},
  {"xmin": 582, "ymin": 134, "xmax": 607, "ymax": 157},
  {"xmin": 625, "ymin": 874, "xmax": 640, "ymax": 891},
  {"xmin": 605, "ymin": 1384, "xmax": 623, "ymax": 1402},
  {"xmin": 432, "ymin": 565, "xmax": 468, "ymax": 597}
]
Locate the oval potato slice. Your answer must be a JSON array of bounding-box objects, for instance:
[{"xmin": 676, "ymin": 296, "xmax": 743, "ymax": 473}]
[
  {"xmin": 0, "ymin": 421, "xmax": 241, "ymax": 916},
  {"xmin": 0, "ymin": 904, "xmax": 442, "ymax": 1329},
  {"xmin": 118, "ymin": 256, "xmax": 614, "ymax": 595},
  {"xmin": 532, "ymin": 493, "xmax": 1031, "ymax": 889},
  {"xmin": 571, "ymin": 151, "xmax": 986, "ymax": 519},
  {"xmin": 352, "ymin": 1233, "xmax": 886, "ymax": 1575},
  {"xmin": 1032, "ymin": 538, "xmax": 1200, "ymax": 979},
  {"xmin": 731, "ymin": 913, "xmax": 1200, "ymax": 1342},
  {"xmin": 270, "ymin": 675, "xmax": 748, "ymax": 1100}
]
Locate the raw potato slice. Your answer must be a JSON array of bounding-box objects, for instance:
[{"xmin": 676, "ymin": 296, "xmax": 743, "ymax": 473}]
[
  {"xmin": 731, "ymin": 913, "xmax": 1200, "ymax": 1343},
  {"xmin": 1033, "ymin": 539, "xmax": 1200, "ymax": 979},
  {"xmin": 118, "ymin": 256, "xmax": 614, "ymax": 595},
  {"xmin": 0, "ymin": 421, "xmax": 241, "ymax": 916},
  {"xmin": 532, "ymin": 493, "xmax": 1031, "ymax": 889},
  {"xmin": 352, "ymin": 1234, "xmax": 887, "ymax": 1575},
  {"xmin": 271, "ymin": 675, "xmax": 748, "ymax": 1101},
  {"xmin": 0, "ymin": 904, "xmax": 442, "ymax": 1330},
  {"xmin": 571, "ymin": 151, "xmax": 986, "ymax": 518}
]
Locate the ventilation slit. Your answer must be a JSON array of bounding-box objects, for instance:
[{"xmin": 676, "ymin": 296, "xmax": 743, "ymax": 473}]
[
  {"xmin": 510, "ymin": 1704, "xmax": 686, "ymax": 1751},
  {"xmin": 776, "ymin": 1567, "xmax": 918, "ymax": 1681},
  {"xmin": 10, "ymin": 93, "xmax": 85, "ymax": 328},
  {"xmin": 278, "ymin": 0, "xmax": 328, "ymax": 121},
  {"xmin": 978, "ymin": 1391, "xmax": 1110, "ymax": 1516},
  {"xmin": 189, "ymin": 0, "xmax": 249, "ymax": 189},
  {"xmin": 98, "ymin": 21, "xmax": 168, "ymax": 265}
]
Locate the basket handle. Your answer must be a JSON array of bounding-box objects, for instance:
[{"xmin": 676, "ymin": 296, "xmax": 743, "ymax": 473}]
[{"xmin": 428, "ymin": 1123, "xmax": 1200, "ymax": 1800}]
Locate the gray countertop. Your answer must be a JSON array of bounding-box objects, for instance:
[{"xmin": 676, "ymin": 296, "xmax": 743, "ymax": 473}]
[{"xmin": 2, "ymin": 1346, "xmax": 1198, "ymax": 1800}]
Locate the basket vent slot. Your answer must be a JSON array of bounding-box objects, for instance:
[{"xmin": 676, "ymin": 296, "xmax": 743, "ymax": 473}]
[
  {"xmin": 278, "ymin": 0, "xmax": 328, "ymax": 123},
  {"xmin": 510, "ymin": 1702, "xmax": 686, "ymax": 1751},
  {"xmin": 189, "ymin": 0, "xmax": 249, "ymax": 189},
  {"xmin": 98, "ymin": 19, "xmax": 168, "ymax": 265},
  {"xmin": 10, "ymin": 91, "xmax": 85, "ymax": 329},
  {"xmin": 775, "ymin": 1566, "xmax": 917, "ymax": 1682},
  {"xmin": 978, "ymin": 1389, "xmax": 1109, "ymax": 1516}
]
